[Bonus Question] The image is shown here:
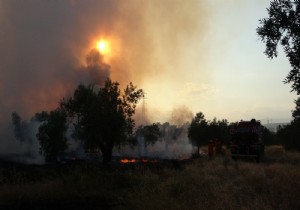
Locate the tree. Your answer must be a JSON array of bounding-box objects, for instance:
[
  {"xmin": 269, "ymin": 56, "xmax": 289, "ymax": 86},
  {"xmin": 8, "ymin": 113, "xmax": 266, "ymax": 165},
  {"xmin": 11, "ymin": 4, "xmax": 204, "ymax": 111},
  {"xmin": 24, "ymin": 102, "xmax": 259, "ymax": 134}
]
[
  {"xmin": 257, "ymin": 1, "xmax": 300, "ymax": 94},
  {"xmin": 136, "ymin": 123, "xmax": 161, "ymax": 149},
  {"xmin": 188, "ymin": 112, "xmax": 210, "ymax": 155},
  {"xmin": 277, "ymin": 122, "xmax": 300, "ymax": 150},
  {"xmin": 276, "ymin": 97, "xmax": 300, "ymax": 150},
  {"xmin": 35, "ymin": 109, "xmax": 68, "ymax": 162},
  {"xmin": 61, "ymin": 78, "xmax": 143, "ymax": 166},
  {"xmin": 207, "ymin": 118, "xmax": 230, "ymax": 145},
  {"xmin": 262, "ymin": 126, "xmax": 278, "ymax": 146},
  {"xmin": 292, "ymin": 97, "xmax": 300, "ymax": 119}
]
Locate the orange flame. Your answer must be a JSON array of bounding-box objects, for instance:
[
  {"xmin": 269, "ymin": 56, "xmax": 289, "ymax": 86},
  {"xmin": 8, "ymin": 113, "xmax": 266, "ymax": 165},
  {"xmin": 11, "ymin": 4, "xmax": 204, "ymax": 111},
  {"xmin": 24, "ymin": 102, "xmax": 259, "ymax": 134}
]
[
  {"xmin": 119, "ymin": 158, "xmax": 159, "ymax": 164},
  {"xmin": 120, "ymin": 158, "xmax": 138, "ymax": 163}
]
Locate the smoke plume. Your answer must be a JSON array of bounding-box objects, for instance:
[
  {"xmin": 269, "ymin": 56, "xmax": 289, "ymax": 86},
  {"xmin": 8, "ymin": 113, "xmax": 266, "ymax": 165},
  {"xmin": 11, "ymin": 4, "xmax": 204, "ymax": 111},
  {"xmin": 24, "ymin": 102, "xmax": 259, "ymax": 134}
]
[{"xmin": 0, "ymin": 0, "xmax": 209, "ymax": 158}]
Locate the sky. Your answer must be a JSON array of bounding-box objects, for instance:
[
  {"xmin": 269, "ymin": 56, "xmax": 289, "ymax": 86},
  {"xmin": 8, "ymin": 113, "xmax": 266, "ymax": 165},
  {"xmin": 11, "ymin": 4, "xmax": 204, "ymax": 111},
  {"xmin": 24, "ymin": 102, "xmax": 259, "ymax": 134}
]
[{"xmin": 0, "ymin": 0, "xmax": 297, "ymax": 129}]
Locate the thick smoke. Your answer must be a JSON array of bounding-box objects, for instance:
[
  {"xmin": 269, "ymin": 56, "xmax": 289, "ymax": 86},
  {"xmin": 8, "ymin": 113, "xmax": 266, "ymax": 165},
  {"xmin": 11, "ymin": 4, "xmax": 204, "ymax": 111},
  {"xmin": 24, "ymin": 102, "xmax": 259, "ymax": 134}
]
[
  {"xmin": 170, "ymin": 106, "xmax": 194, "ymax": 127},
  {"xmin": 0, "ymin": 1, "xmax": 116, "ymax": 121},
  {"xmin": 0, "ymin": 0, "xmax": 207, "ymax": 121},
  {"xmin": 1, "ymin": 113, "xmax": 44, "ymax": 164},
  {"xmin": 117, "ymin": 106, "xmax": 194, "ymax": 159},
  {"xmin": 0, "ymin": 0, "xmax": 208, "ymax": 159},
  {"xmin": 116, "ymin": 123, "xmax": 193, "ymax": 159},
  {"xmin": 76, "ymin": 49, "xmax": 110, "ymax": 86}
]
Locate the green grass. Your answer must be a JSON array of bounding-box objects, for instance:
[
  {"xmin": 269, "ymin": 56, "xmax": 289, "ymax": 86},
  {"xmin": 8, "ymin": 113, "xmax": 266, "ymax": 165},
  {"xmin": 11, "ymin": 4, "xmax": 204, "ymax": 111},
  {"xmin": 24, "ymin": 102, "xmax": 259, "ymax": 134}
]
[{"xmin": 1, "ymin": 146, "xmax": 300, "ymax": 209}]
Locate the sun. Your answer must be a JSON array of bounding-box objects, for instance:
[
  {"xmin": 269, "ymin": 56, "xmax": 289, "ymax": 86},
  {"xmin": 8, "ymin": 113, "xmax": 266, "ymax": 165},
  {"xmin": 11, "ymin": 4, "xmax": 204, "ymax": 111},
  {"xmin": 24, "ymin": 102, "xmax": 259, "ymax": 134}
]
[
  {"xmin": 97, "ymin": 40, "xmax": 108, "ymax": 54},
  {"xmin": 92, "ymin": 36, "xmax": 118, "ymax": 61}
]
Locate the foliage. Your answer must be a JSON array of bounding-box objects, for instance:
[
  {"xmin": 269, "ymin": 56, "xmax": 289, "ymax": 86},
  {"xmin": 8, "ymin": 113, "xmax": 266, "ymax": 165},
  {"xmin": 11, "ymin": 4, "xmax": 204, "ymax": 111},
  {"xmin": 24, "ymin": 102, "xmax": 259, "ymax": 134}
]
[
  {"xmin": 292, "ymin": 97, "xmax": 300, "ymax": 119},
  {"xmin": 35, "ymin": 109, "xmax": 68, "ymax": 162},
  {"xmin": 257, "ymin": 0, "xmax": 300, "ymax": 94},
  {"xmin": 262, "ymin": 126, "xmax": 279, "ymax": 146},
  {"xmin": 160, "ymin": 122, "xmax": 184, "ymax": 141},
  {"xmin": 136, "ymin": 123, "xmax": 161, "ymax": 148},
  {"xmin": 277, "ymin": 120, "xmax": 300, "ymax": 150},
  {"xmin": 188, "ymin": 112, "xmax": 209, "ymax": 154},
  {"xmin": 188, "ymin": 113, "xmax": 231, "ymax": 155},
  {"xmin": 60, "ymin": 78, "xmax": 143, "ymax": 165},
  {"xmin": 276, "ymin": 97, "xmax": 300, "ymax": 150},
  {"xmin": 208, "ymin": 118, "xmax": 230, "ymax": 145}
]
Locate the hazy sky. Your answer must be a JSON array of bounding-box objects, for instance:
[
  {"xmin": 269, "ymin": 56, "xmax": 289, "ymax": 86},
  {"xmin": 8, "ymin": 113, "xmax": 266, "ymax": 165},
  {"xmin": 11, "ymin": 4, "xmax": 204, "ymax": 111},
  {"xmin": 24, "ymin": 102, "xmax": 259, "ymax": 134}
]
[{"xmin": 0, "ymin": 0, "xmax": 297, "ymax": 126}]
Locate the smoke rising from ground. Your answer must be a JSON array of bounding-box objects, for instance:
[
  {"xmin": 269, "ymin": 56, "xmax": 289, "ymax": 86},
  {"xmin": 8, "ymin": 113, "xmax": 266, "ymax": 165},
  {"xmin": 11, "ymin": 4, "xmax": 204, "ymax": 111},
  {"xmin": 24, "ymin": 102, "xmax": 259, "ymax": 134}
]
[
  {"xmin": 116, "ymin": 122, "xmax": 193, "ymax": 159},
  {"xmin": 118, "ymin": 107, "xmax": 194, "ymax": 159},
  {"xmin": 170, "ymin": 106, "xmax": 194, "ymax": 127},
  {"xmin": 0, "ymin": 1, "xmax": 209, "ymax": 157}
]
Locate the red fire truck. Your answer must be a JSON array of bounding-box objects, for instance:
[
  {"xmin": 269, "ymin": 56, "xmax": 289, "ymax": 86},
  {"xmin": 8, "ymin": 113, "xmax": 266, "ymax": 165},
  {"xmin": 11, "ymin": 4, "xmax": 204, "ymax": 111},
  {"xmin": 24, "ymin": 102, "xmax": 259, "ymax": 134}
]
[{"xmin": 230, "ymin": 119, "xmax": 264, "ymax": 162}]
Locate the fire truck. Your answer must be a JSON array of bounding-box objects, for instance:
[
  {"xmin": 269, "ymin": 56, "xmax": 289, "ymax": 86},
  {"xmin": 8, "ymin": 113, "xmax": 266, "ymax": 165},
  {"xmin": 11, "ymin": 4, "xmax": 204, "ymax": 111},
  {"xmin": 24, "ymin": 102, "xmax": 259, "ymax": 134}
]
[{"xmin": 230, "ymin": 119, "xmax": 264, "ymax": 162}]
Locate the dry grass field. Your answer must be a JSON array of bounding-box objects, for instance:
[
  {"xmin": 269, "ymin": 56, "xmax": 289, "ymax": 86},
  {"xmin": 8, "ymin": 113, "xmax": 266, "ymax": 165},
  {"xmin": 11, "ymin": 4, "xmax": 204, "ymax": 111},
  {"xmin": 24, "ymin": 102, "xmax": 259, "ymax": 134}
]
[{"xmin": 1, "ymin": 145, "xmax": 300, "ymax": 210}]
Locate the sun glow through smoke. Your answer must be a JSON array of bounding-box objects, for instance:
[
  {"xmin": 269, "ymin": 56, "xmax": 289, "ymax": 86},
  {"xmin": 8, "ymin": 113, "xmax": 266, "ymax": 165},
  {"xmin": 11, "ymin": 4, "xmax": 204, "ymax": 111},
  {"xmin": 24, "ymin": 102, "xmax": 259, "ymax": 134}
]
[
  {"xmin": 97, "ymin": 40, "xmax": 109, "ymax": 54},
  {"xmin": 92, "ymin": 36, "xmax": 122, "ymax": 64}
]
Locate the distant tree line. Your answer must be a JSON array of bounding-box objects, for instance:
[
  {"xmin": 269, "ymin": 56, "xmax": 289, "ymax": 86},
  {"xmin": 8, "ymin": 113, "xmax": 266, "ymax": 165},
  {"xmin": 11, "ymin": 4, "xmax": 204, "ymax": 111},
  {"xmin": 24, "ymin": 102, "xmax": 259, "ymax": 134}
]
[
  {"xmin": 12, "ymin": 93, "xmax": 300, "ymax": 165},
  {"xmin": 188, "ymin": 97, "xmax": 300, "ymax": 154},
  {"xmin": 188, "ymin": 112, "xmax": 231, "ymax": 155},
  {"xmin": 257, "ymin": 97, "xmax": 300, "ymax": 150},
  {"xmin": 11, "ymin": 84, "xmax": 300, "ymax": 165}
]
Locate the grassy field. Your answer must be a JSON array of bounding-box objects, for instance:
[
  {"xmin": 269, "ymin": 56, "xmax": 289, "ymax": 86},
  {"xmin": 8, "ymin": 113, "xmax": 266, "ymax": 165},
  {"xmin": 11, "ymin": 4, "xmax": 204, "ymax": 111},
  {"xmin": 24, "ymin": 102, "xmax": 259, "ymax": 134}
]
[{"xmin": 1, "ymin": 145, "xmax": 300, "ymax": 210}]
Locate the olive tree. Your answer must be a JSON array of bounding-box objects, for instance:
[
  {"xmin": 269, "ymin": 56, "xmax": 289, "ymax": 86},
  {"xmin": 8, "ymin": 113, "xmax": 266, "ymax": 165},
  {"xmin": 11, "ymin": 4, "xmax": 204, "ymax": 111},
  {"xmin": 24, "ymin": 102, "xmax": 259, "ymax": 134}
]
[
  {"xmin": 61, "ymin": 78, "xmax": 143, "ymax": 166},
  {"xmin": 257, "ymin": 0, "xmax": 300, "ymax": 94}
]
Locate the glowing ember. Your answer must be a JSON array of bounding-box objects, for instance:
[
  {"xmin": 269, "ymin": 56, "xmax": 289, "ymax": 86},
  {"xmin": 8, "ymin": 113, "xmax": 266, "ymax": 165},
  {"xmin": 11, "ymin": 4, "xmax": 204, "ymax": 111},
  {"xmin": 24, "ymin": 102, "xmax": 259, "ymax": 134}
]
[
  {"xmin": 120, "ymin": 158, "xmax": 138, "ymax": 163},
  {"xmin": 119, "ymin": 158, "xmax": 159, "ymax": 164}
]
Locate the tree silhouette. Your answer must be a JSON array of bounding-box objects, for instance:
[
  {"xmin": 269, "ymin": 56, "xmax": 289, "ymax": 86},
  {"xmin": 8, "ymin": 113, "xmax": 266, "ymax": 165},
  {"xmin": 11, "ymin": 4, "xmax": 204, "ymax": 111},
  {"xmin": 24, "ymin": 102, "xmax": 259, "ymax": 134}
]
[
  {"xmin": 61, "ymin": 78, "xmax": 143, "ymax": 166},
  {"xmin": 262, "ymin": 126, "xmax": 278, "ymax": 146},
  {"xmin": 292, "ymin": 97, "xmax": 300, "ymax": 119},
  {"xmin": 208, "ymin": 118, "xmax": 230, "ymax": 145},
  {"xmin": 35, "ymin": 109, "xmax": 68, "ymax": 162},
  {"xmin": 188, "ymin": 112, "xmax": 210, "ymax": 155},
  {"xmin": 136, "ymin": 123, "xmax": 161, "ymax": 149},
  {"xmin": 277, "ymin": 97, "xmax": 300, "ymax": 150},
  {"xmin": 257, "ymin": 0, "xmax": 300, "ymax": 94}
]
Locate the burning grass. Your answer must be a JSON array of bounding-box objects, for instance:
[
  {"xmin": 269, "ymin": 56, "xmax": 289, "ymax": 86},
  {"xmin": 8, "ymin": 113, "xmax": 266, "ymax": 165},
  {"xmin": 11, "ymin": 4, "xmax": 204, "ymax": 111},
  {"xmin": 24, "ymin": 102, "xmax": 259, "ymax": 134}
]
[{"xmin": 1, "ymin": 146, "xmax": 300, "ymax": 209}]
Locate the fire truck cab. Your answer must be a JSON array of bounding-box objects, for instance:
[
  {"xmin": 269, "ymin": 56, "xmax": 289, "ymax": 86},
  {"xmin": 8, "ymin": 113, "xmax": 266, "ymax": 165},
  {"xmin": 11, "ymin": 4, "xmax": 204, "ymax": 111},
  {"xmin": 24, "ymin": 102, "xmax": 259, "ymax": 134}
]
[{"xmin": 230, "ymin": 119, "xmax": 264, "ymax": 162}]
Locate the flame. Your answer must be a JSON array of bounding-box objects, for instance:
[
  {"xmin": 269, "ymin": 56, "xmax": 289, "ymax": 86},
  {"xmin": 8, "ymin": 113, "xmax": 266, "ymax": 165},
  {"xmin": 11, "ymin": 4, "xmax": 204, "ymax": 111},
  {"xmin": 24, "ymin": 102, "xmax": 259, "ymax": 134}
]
[
  {"xmin": 120, "ymin": 158, "xmax": 138, "ymax": 163},
  {"xmin": 119, "ymin": 158, "xmax": 159, "ymax": 164}
]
